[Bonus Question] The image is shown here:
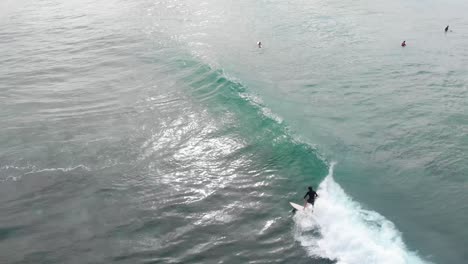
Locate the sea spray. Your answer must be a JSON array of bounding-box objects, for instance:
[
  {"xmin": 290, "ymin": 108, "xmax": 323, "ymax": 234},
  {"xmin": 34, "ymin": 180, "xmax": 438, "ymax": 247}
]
[{"xmin": 293, "ymin": 163, "xmax": 430, "ymax": 264}]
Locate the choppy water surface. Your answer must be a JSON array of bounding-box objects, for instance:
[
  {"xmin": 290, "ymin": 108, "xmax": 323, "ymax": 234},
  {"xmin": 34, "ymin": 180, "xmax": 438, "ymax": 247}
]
[{"xmin": 1, "ymin": 0, "xmax": 467, "ymax": 263}]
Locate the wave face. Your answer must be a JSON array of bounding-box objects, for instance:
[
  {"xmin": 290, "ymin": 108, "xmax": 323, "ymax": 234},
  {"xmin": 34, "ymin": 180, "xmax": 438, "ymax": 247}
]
[
  {"xmin": 2, "ymin": 0, "xmax": 467, "ymax": 263},
  {"xmin": 294, "ymin": 163, "xmax": 429, "ymax": 264}
]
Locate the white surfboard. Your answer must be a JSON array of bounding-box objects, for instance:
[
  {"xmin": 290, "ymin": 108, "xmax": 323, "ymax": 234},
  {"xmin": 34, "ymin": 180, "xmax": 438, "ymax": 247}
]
[{"xmin": 290, "ymin": 202, "xmax": 304, "ymax": 211}]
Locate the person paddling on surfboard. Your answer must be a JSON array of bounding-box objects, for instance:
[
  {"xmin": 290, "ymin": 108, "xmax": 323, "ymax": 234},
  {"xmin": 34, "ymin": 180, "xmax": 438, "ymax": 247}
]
[{"xmin": 303, "ymin": 186, "xmax": 318, "ymax": 209}]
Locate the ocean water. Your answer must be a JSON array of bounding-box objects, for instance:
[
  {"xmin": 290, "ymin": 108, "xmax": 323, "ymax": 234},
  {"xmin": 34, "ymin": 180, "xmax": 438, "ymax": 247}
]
[{"xmin": 0, "ymin": 0, "xmax": 467, "ymax": 263}]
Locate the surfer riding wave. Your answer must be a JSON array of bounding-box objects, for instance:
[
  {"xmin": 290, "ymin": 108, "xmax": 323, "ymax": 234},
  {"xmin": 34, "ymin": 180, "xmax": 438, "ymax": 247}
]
[{"xmin": 304, "ymin": 186, "xmax": 318, "ymax": 209}]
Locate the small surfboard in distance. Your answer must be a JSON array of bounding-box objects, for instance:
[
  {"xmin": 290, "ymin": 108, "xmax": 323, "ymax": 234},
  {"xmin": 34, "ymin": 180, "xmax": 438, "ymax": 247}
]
[{"xmin": 290, "ymin": 202, "xmax": 304, "ymax": 211}]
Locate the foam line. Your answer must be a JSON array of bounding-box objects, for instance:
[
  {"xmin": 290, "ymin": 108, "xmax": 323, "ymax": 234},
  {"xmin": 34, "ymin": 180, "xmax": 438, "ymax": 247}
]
[{"xmin": 293, "ymin": 163, "xmax": 430, "ymax": 264}]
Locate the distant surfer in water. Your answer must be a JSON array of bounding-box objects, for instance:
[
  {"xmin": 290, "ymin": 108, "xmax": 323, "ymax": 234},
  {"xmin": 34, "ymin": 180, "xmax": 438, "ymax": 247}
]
[
  {"xmin": 257, "ymin": 41, "xmax": 262, "ymax": 48},
  {"xmin": 303, "ymin": 186, "xmax": 318, "ymax": 209},
  {"xmin": 445, "ymin": 25, "xmax": 449, "ymax": 33},
  {"xmin": 401, "ymin": 40, "xmax": 406, "ymax": 47}
]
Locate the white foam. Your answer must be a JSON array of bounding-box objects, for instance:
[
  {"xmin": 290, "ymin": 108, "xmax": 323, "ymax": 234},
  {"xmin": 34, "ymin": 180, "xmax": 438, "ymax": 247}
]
[
  {"xmin": 238, "ymin": 92, "xmax": 284, "ymax": 124},
  {"xmin": 260, "ymin": 217, "xmax": 281, "ymax": 234},
  {"xmin": 24, "ymin": 165, "xmax": 91, "ymax": 175},
  {"xmin": 293, "ymin": 163, "xmax": 430, "ymax": 264}
]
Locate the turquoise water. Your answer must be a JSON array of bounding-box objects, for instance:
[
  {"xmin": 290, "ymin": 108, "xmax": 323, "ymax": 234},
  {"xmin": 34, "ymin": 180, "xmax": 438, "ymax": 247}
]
[{"xmin": 0, "ymin": 0, "xmax": 467, "ymax": 263}]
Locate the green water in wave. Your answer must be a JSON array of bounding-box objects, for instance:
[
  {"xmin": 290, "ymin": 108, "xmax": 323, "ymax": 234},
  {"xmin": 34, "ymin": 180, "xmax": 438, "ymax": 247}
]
[{"xmin": 1, "ymin": 0, "xmax": 467, "ymax": 263}]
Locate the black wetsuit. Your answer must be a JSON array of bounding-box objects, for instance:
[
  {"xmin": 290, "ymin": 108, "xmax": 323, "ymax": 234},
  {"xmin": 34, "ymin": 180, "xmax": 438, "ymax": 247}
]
[{"xmin": 304, "ymin": 190, "xmax": 318, "ymax": 205}]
